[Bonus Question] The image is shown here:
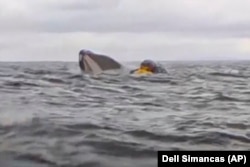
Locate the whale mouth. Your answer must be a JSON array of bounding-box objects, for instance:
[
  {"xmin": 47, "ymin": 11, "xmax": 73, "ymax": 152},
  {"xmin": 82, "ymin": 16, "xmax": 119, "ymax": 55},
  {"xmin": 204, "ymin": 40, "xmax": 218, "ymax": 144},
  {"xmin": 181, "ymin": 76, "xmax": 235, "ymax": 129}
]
[
  {"xmin": 78, "ymin": 50, "xmax": 122, "ymax": 75},
  {"xmin": 79, "ymin": 52, "xmax": 102, "ymax": 74}
]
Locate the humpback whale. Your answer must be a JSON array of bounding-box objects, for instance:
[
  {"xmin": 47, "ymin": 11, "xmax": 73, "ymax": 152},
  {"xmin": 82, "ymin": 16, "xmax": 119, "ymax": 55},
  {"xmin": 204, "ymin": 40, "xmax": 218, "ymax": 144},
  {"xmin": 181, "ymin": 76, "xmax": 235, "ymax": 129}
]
[
  {"xmin": 78, "ymin": 49, "xmax": 123, "ymax": 75},
  {"xmin": 78, "ymin": 49, "xmax": 167, "ymax": 76}
]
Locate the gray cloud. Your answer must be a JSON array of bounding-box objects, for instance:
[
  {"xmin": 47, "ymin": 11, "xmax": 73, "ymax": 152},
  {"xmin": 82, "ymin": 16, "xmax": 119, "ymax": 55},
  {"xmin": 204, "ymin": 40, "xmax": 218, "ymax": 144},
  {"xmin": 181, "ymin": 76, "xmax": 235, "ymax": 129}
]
[
  {"xmin": 54, "ymin": 0, "xmax": 119, "ymax": 11},
  {"xmin": 0, "ymin": 0, "xmax": 250, "ymax": 61},
  {"xmin": 2, "ymin": 0, "xmax": 250, "ymax": 35}
]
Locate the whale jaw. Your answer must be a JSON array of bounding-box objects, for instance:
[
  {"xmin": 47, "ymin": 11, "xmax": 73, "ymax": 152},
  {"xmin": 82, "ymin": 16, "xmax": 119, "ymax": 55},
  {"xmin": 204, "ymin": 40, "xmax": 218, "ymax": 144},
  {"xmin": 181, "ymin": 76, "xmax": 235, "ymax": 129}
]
[{"xmin": 79, "ymin": 50, "xmax": 122, "ymax": 75}]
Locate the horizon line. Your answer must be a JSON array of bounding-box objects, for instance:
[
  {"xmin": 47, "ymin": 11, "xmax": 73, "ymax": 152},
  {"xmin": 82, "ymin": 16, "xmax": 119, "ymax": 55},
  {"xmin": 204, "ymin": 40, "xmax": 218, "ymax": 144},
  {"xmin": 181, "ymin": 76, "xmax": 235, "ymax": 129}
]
[{"xmin": 1, "ymin": 59, "xmax": 250, "ymax": 63}]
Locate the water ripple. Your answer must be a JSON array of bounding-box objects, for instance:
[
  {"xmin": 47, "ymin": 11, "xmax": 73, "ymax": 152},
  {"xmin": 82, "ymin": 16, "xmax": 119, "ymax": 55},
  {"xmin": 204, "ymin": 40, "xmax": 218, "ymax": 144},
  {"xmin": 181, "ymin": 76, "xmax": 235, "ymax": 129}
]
[{"xmin": 0, "ymin": 61, "xmax": 250, "ymax": 167}]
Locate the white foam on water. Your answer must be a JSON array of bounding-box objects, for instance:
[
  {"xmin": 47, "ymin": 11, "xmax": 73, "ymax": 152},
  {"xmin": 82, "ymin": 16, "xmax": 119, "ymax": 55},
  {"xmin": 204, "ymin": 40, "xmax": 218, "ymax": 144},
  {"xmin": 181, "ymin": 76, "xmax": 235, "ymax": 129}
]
[{"xmin": 0, "ymin": 107, "xmax": 35, "ymax": 126}]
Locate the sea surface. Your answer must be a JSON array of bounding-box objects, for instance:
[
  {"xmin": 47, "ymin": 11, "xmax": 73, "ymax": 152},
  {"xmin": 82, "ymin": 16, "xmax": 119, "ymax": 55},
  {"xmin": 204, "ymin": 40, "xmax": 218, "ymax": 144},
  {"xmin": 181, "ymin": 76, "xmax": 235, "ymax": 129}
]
[{"xmin": 0, "ymin": 61, "xmax": 250, "ymax": 167}]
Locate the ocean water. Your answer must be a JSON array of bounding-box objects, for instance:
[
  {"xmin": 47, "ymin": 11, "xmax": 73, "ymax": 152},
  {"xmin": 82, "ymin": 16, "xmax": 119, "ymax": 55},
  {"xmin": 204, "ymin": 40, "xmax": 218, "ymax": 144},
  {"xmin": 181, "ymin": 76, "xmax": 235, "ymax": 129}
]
[{"xmin": 0, "ymin": 61, "xmax": 250, "ymax": 167}]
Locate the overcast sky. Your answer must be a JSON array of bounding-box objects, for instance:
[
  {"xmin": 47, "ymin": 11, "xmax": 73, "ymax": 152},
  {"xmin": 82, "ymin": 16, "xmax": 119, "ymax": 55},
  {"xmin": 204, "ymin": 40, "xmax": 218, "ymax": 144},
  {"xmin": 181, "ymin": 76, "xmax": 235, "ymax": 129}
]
[{"xmin": 0, "ymin": 0, "xmax": 250, "ymax": 61}]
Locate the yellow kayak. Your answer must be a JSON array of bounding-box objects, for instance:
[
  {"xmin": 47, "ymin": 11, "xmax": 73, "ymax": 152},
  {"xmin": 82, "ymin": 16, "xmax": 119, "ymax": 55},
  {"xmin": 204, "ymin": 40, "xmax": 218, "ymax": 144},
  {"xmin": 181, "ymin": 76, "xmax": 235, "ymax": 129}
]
[{"xmin": 133, "ymin": 68, "xmax": 153, "ymax": 75}]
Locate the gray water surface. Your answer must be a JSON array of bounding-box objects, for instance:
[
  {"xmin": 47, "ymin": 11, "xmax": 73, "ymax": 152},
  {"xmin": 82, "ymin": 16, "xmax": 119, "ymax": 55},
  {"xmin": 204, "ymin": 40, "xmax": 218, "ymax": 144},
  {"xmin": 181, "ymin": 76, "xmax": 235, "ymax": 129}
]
[{"xmin": 0, "ymin": 61, "xmax": 250, "ymax": 167}]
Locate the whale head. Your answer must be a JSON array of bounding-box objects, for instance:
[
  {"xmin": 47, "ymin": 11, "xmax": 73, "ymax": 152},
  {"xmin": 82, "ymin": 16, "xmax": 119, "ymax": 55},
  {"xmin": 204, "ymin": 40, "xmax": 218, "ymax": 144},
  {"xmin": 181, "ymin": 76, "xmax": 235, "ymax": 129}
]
[{"xmin": 78, "ymin": 49, "xmax": 122, "ymax": 75}]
